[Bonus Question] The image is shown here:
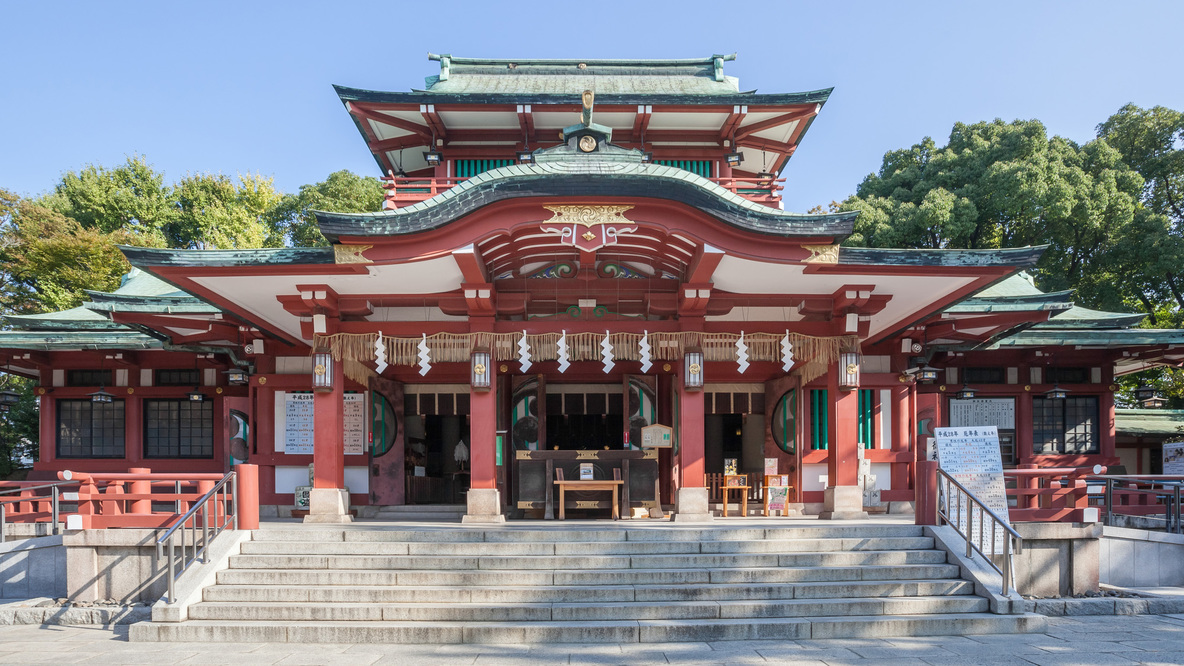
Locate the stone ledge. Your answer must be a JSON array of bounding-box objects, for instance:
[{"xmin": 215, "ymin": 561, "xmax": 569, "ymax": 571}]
[
  {"xmin": 0, "ymin": 600, "xmax": 150, "ymax": 626},
  {"xmin": 1026, "ymin": 596, "xmax": 1184, "ymax": 616}
]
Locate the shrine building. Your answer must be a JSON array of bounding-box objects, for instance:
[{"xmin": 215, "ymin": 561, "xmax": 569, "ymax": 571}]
[{"xmin": 4, "ymin": 54, "xmax": 1182, "ymax": 523}]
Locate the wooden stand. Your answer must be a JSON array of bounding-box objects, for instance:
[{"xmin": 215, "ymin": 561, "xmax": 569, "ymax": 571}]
[
  {"xmin": 722, "ymin": 474, "xmax": 749, "ymax": 517},
  {"xmin": 763, "ymin": 474, "xmax": 793, "ymax": 517},
  {"xmin": 554, "ymin": 468, "xmax": 623, "ymax": 520}
]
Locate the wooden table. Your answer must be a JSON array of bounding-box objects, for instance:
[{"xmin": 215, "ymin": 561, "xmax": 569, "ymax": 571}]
[
  {"xmin": 722, "ymin": 484, "xmax": 750, "ymax": 517},
  {"xmin": 553, "ymin": 479, "xmax": 624, "ymax": 520}
]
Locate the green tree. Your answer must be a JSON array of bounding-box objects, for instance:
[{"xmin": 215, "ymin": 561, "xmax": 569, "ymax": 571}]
[
  {"xmin": 40, "ymin": 155, "xmax": 173, "ymax": 246},
  {"xmin": 0, "ymin": 195, "xmax": 133, "ymax": 313},
  {"xmin": 168, "ymin": 172, "xmax": 286, "ymax": 249},
  {"xmin": 273, "ymin": 170, "xmax": 385, "ymax": 247},
  {"xmin": 0, "ymin": 376, "xmax": 39, "ymax": 475},
  {"xmin": 839, "ymin": 119, "xmax": 1166, "ymax": 313}
]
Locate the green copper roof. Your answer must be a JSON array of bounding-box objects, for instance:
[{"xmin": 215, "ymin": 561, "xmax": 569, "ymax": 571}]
[
  {"xmin": 315, "ymin": 139, "xmax": 858, "ymax": 243},
  {"xmin": 2, "ymin": 306, "xmax": 120, "ymax": 331},
  {"xmin": 837, "ymin": 247, "xmax": 1045, "ymax": 269},
  {"xmin": 119, "ymin": 247, "xmax": 335, "ymax": 268},
  {"xmin": 1115, "ymin": 409, "xmax": 1184, "ymax": 437},
  {"xmin": 987, "ymin": 328, "xmax": 1184, "ymax": 349},
  {"xmin": 946, "ymin": 273, "xmax": 1074, "ymax": 314},
  {"xmin": 335, "ymin": 84, "xmax": 833, "ymax": 108},
  {"xmin": 1039, "ymin": 305, "xmax": 1146, "ymax": 329},
  {"xmin": 421, "ymin": 53, "xmax": 744, "ymax": 95},
  {"xmin": 0, "ymin": 330, "xmax": 162, "ymax": 351}
]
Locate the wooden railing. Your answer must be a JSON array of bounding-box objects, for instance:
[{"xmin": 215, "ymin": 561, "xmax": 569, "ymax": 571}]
[
  {"xmin": 1003, "ymin": 466, "xmax": 1100, "ymax": 522},
  {"xmin": 381, "ymin": 175, "xmax": 785, "ymax": 209},
  {"xmin": 0, "ymin": 467, "xmax": 259, "ymax": 531}
]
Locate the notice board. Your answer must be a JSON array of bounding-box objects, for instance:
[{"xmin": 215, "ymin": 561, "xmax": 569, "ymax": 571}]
[
  {"xmin": 933, "ymin": 425, "xmax": 1013, "ymax": 548},
  {"xmin": 343, "ymin": 393, "xmax": 366, "ymax": 455},
  {"xmin": 283, "ymin": 393, "xmax": 315, "ymax": 454}
]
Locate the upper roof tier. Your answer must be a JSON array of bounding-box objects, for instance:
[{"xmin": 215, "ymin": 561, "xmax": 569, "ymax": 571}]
[
  {"xmin": 420, "ymin": 54, "xmax": 745, "ymax": 95},
  {"xmin": 336, "ymin": 53, "xmax": 832, "ymax": 179}
]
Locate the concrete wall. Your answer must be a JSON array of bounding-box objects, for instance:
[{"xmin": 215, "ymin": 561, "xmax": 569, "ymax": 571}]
[
  {"xmin": 1100, "ymin": 526, "xmax": 1184, "ymax": 587},
  {"xmin": 63, "ymin": 529, "xmax": 166, "ymax": 603},
  {"xmin": 1012, "ymin": 522, "xmax": 1101, "ymax": 597},
  {"xmin": 0, "ymin": 535, "xmax": 67, "ymax": 598}
]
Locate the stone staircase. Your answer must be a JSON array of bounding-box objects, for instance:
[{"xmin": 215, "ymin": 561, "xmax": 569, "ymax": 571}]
[
  {"xmin": 364, "ymin": 504, "xmax": 466, "ymax": 522},
  {"xmin": 130, "ymin": 524, "xmax": 1046, "ymax": 643}
]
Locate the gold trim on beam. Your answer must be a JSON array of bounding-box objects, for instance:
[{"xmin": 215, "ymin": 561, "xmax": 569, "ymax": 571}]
[
  {"xmin": 802, "ymin": 244, "xmax": 840, "ymax": 264},
  {"xmin": 334, "ymin": 244, "xmax": 374, "ymax": 264}
]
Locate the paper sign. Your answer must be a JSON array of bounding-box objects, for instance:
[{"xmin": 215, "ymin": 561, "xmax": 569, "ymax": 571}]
[
  {"xmin": 766, "ymin": 485, "xmax": 789, "ymax": 511},
  {"xmin": 724, "ymin": 458, "xmax": 738, "ymax": 476},
  {"xmin": 283, "ymin": 393, "xmax": 315, "ymax": 454},
  {"xmin": 343, "ymin": 393, "xmax": 365, "ymax": 455},
  {"xmin": 1165, "ymin": 442, "xmax": 1184, "ymax": 475},
  {"xmin": 580, "ymin": 463, "xmax": 594, "ymax": 480},
  {"xmin": 765, "ymin": 458, "xmax": 778, "ymax": 476}
]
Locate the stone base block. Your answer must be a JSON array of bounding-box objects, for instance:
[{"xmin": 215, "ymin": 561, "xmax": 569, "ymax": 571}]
[
  {"xmin": 673, "ymin": 487, "xmax": 713, "ymax": 523},
  {"xmin": 462, "ymin": 488, "xmax": 506, "ymax": 524},
  {"xmin": 818, "ymin": 486, "xmax": 869, "ymax": 520},
  {"xmin": 303, "ymin": 488, "xmax": 353, "ymax": 524},
  {"xmin": 888, "ymin": 501, "xmax": 916, "ymax": 515}
]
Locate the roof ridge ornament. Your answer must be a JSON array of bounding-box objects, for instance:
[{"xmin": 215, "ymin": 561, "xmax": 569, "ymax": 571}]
[{"xmin": 562, "ymin": 89, "xmax": 612, "ymax": 147}]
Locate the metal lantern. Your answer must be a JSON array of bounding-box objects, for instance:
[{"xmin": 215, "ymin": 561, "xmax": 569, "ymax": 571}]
[
  {"xmin": 187, "ymin": 389, "xmax": 206, "ymax": 403},
  {"xmin": 954, "ymin": 387, "xmax": 977, "ymax": 400},
  {"xmin": 224, "ymin": 368, "xmax": 249, "ymax": 386},
  {"xmin": 916, "ymin": 366, "xmax": 940, "ymax": 383},
  {"xmin": 0, "ymin": 389, "xmax": 19, "ymax": 413},
  {"xmin": 684, "ymin": 350, "xmax": 704, "ymax": 390},
  {"xmin": 1134, "ymin": 383, "xmax": 1157, "ymax": 404},
  {"xmin": 89, "ymin": 387, "xmax": 115, "ymax": 404},
  {"xmin": 838, "ymin": 351, "xmax": 860, "ymax": 390},
  {"xmin": 312, "ymin": 352, "xmax": 335, "ymax": 392},
  {"xmin": 471, "ymin": 350, "xmax": 492, "ymax": 391},
  {"xmin": 516, "ymin": 150, "xmax": 535, "ymax": 164},
  {"xmin": 1045, "ymin": 384, "xmax": 1068, "ymax": 400},
  {"xmin": 725, "ymin": 150, "xmax": 743, "ymax": 167},
  {"xmin": 423, "ymin": 150, "xmax": 443, "ymax": 167}
]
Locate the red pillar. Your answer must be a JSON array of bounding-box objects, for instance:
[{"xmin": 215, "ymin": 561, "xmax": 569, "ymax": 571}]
[
  {"xmin": 826, "ymin": 368, "xmax": 860, "ymax": 487},
  {"xmin": 470, "ymin": 379, "xmax": 497, "ymax": 491},
  {"xmin": 891, "ymin": 385, "xmax": 912, "ymax": 491},
  {"xmin": 679, "ymin": 383, "xmax": 705, "ymax": 488},
  {"xmin": 312, "ymin": 360, "xmax": 344, "ymax": 489},
  {"xmin": 236, "ymin": 463, "xmax": 260, "ymax": 530}
]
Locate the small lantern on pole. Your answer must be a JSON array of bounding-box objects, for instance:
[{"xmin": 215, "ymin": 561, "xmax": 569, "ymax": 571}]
[
  {"xmin": 838, "ymin": 351, "xmax": 861, "ymax": 390},
  {"xmin": 471, "ymin": 350, "xmax": 492, "ymax": 391},
  {"xmin": 0, "ymin": 389, "xmax": 19, "ymax": 413},
  {"xmin": 683, "ymin": 349, "xmax": 704, "ymax": 390},
  {"xmin": 312, "ymin": 351, "xmax": 335, "ymax": 392}
]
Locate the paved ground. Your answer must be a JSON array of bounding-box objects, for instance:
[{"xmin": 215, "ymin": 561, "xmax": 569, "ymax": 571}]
[{"xmin": 4, "ymin": 614, "xmax": 1184, "ymax": 665}]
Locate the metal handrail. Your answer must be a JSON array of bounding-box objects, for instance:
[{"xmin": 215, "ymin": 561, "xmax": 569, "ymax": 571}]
[
  {"xmin": 936, "ymin": 469, "xmax": 1024, "ymax": 595},
  {"xmin": 0, "ymin": 481, "xmax": 72, "ymax": 542},
  {"xmin": 1088, "ymin": 475, "xmax": 1184, "ymax": 534},
  {"xmin": 155, "ymin": 471, "xmax": 237, "ymax": 604}
]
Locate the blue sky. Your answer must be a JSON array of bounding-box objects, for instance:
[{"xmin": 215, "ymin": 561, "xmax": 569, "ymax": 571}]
[{"xmin": 3, "ymin": 1, "xmax": 1182, "ymax": 212}]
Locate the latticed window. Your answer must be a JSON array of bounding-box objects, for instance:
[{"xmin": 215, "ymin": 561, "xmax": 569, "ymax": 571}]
[
  {"xmin": 454, "ymin": 159, "xmax": 514, "ymax": 178},
  {"xmin": 155, "ymin": 369, "xmax": 201, "ymax": 386},
  {"xmin": 66, "ymin": 370, "xmax": 112, "ymax": 387},
  {"xmin": 809, "ymin": 389, "xmax": 828, "ymax": 450},
  {"xmin": 1032, "ymin": 396, "xmax": 1099, "ymax": 454},
  {"xmin": 858, "ymin": 389, "xmax": 876, "ymax": 449},
  {"xmin": 57, "ymin": 399, "xmax": 125, "ymax": 458},
  {"xmin": 144, "ymin": 399, "xmax": 214, "ymax": 458},
  {"xmin": 655, "ymin": 159, "xmax": 713, "ymax": 178}
]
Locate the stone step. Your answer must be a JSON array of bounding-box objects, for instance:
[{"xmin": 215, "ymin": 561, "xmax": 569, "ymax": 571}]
[
  {"xmin": 129, "ymin": 613, "xmax": 1047, "ymax": 644},
  {"xmin": 237, "ymin": 536, "xmax": 936, "ymax": 556},
  {"xmin": 187, "ymin": 595, "xmax": 987, "ymax": 623},
  {"xmin": 246, "ymin": 525, "xmax": 926, "ymax": 544},
  {"xmin": 203, "ymin": 578, "xmax": 976, "ymax": 604},
  {"xmin": 215, "ymin": 563, "xmax": 962, "ymax": 587},
  {"xmin": 226, "ymin": 549, "xmax": 946, "ymax": 571}
]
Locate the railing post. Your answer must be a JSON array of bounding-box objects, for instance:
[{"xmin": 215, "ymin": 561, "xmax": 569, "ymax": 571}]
[
  {"xmin": 167, "ymin": 538, "xmax": 176, "ymax": 604},
  {"xmin": 51, "ymin": 488, "xmax": 59, "ymax": 535},
  {"xmin": 1105, "ymin": 478, "xmax": 1113, "ymax": 526},
  {"xmin": 915, "ymin": 461, "xmax": 938, "ymax": 526},
  {"xmin": 237, "ymin": 465, "xmax": 259, "ymax": 530},
  {"xmin": 1002, "ymin": 538, "xmax": 1013, "ymax": 596},
  {"xmin": 128, "ymin": 467, "xmax": 152, "ymax": 515},
  {"xmin": 0, "ymin": 502, "xmax": 6, "ymax": 543},
  {"xmin": 1175, "ymin": 486, "xmax": 1181, "ymax": 535}
]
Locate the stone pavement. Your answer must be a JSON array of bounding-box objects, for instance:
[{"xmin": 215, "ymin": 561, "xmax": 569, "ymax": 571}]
[{"xmin": 4, "ymin": 614, "xmax": 1184, "ymax": 664}]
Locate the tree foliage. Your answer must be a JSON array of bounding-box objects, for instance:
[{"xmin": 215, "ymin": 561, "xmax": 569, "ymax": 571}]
[{"xmin": 273, "ymin": 170, "xmax": 385, "ymax": 247}]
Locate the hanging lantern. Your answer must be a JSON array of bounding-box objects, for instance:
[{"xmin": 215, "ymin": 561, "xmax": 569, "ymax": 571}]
[
  {"xmin": 684, "ymin": 349, "xmax": 704, "ymax": 390},
  {"xmin": 471, "ymin": 350, "xmax": 492, "ymax": 391},
  {"xmin": 312, "ymin": 351, "xmax": 334, "ymax": 392},
  {"xmin": 838, "ymin": 351, "xmax": 860, "ymax": 390},
  {"xmin": 953, "ymin": 386, "xmax": 977, "ymax": 400},
  {"xmin": 1044, "ymin": 384, "xmax": 1068, "ymax": 400},
  {"xmin": 223, "ymin": 368, "xmax": 249, "ymax": 386},
  {"xmin": 89, "ymin": 387, "xmax": 115, "ymax": 404}
]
